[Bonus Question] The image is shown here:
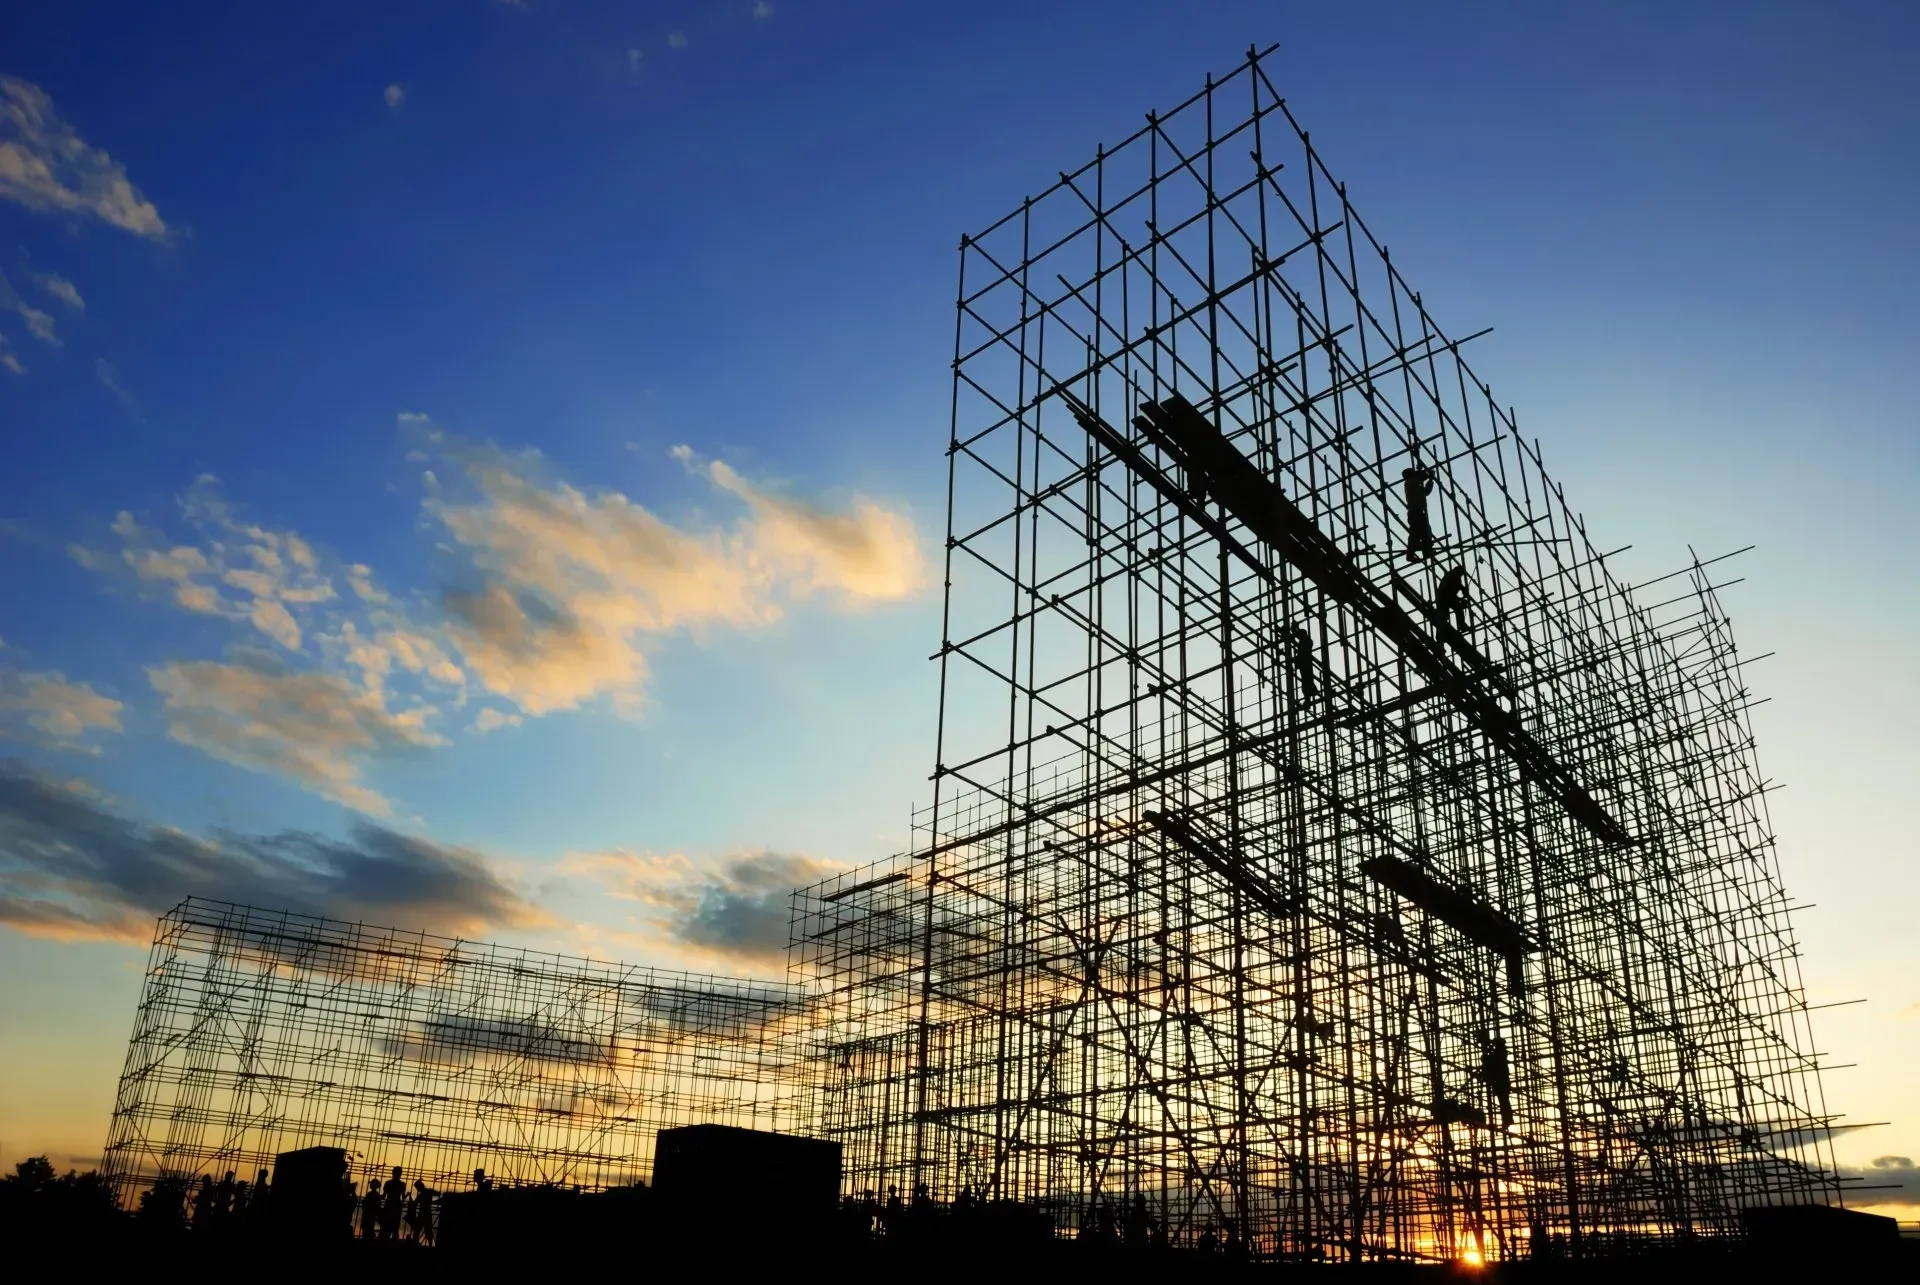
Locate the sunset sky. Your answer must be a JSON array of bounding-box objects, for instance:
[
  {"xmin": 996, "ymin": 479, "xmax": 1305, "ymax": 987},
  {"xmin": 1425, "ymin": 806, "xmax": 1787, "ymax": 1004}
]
[{"xmin": 1, "ymin": 0, "xmax": 1915, "ymax": 1211}]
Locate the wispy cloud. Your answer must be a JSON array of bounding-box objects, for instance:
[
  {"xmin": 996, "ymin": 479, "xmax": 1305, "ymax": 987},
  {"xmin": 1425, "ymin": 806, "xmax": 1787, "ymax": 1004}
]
[
  {"xmin": 560, "ymin": 847, "xmax": 837, "ymax": 967},
  {"xmin": 35, "ymin": 273, "xmax": 82, "ymax": 310},
  {"xmin": 0, "ymin": 77, "xmax": 167, "ymax": 238},
  {"xmin": 94, "ymin": 358, "xmax": 136, "ymax": 415},
  {"xmin": 0, "ymin": 268, "xmax": 60, "ymax": 346},
  {"xmin": 70, "ymin": 479, "xmax": 455, "ymax": 812},
  {"xmin": 150, "ymin": 650, "xmax": 441, "ymax": 816},
  {"xmin": 0, "ymin": 760, "xmax": 543, "ymax": 942},
  {"xmin": 472, "ymin": 707, "xmax": 522, "ymax": 734},
  {"xmin": 73, "ymin": 480, "xmax": 337, "ymax": 650},
  {"xmin": 682, "ymin": 446, "xmax": 923, "ymax": 602},
  {"xmin": 427, "ymin": 432, "xmax": 924, "ymax": 717},
  {"xmin": 1846, "ymin": 1155, "xmax": 1920, "ymax": 1209},
  {"xmin": 0, "ymin": 335, "xmax": 21, "ymax": 376},
  {"xmin": 0, "ymin": 668, "xmax": 123, "ymax": 754},
  {"xmin": 67, "ymin": 424, "xmax": 923, "ymax": 812},
  {"xmin": 384, "ymin": 83, "xmax": 406, "ymax": 110}
]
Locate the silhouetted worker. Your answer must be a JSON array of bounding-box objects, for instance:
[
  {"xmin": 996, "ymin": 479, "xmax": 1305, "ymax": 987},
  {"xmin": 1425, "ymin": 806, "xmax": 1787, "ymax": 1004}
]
[
  {"xmin": 381, "ymin": 1166, "xmax": 407, "ymax": 1239},
  {"xmin": 359, "ymin": 1178, "xmax": 381, "ymax": 1240},
  {"xmin": 1483, "ymin": 1035, "xmax": 1513, "ymax": 1128},
  {"xmin": 883, "ymin": 1184, "xmax": 903, "ymax": 1235},
  {"xmin": 1402, "ymin": 464, "xmax": 1436, "ymax": 561},
  {"xmin": 341, "ymin": 1173, "xmax": 358, "ymax": 1235},
  {"xmin": 1199, "ymin": 1223, "xmax": 1218, "ymax": 1255},
  {"xmin": 250, "ymin": 1167, "xmax": 270, "ymax": 1223},
  {"xmin": 1126, "ymin": 1192, "xmax": 1150, "ymax": 1247},
  {"xmin": 1434, "ymin": 564, "xmax": 1470, "ymax": 630},
  {"xmin": 1287, "ymin": 625, "xmax": 1317, "ymax": 700},
  {"xmin": 192, "ymin": 1174, "xmax": 215, "ymax": 1230},
  {"xmin": 472, "ymin": 1167, "xmax": 492, "ymax": 1194}
]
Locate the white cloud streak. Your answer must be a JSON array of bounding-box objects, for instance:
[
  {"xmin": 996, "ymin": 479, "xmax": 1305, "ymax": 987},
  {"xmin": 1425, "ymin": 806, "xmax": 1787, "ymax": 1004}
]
[
  {"xmin": 94, "ymin": 358, "xmax": 136, "ymax": 414},
  {"xmin": 0, "ymin": 77, "xmax": 167, "ymax": 238},
  {"xmin": 428, "ymin": 436, "xmax": 924, "ymax": 717},
  {"xmin": 150, "ymin": 650, "xmax": 441, "ymax": 816},
  {"xmin": 36, "ymin": 273, "xmax": 82, "ymax": 310},
  {"xmin": 0, "ymin": 668, "xmax": 123, "ymax": 754},
  {"xmin": 0, "ymin": 268, "xmax": 60, "ymax": 346}
]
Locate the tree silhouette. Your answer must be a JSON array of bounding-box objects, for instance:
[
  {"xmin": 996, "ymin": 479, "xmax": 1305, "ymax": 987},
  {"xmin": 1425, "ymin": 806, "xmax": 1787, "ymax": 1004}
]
[{"xmin": 0, "ymin": 1155, "xmax": 121, "ymax": 1239}]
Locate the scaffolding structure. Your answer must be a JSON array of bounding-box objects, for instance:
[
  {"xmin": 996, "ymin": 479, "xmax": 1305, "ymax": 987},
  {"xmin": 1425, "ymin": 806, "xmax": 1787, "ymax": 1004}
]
[
  {"xmin": 100, "ymin": 898, "xmax": 807, "ymax": 1207},
  {"xmin": 790, "ymin": 45, "xmax": 1839, "ymax": 1262}
]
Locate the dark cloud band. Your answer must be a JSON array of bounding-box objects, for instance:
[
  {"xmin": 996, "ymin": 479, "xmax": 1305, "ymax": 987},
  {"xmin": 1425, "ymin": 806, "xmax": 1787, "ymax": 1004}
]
[{"xmin": 0, "ymin": 760, "xmax": 539, "ymax": 941}]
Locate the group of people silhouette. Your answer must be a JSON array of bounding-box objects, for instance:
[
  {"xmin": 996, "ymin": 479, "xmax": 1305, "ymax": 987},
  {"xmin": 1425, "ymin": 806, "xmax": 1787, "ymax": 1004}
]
[
  {"xmin": 845, "ymin": 1182, "xmax": 962, "ymax": 1238},
  {"xmin": 845, "ymin": 1182, "xmax": 1183, "ymax": 1250},
  {"xmin": 189, "ymin": 1168, "xmax": 270, "ymax": 1232},
  {"xmin": 1079, "ymin": 1191, "xmax": 1164, "ymax": 1248},
  {"xmin": 347, "ymin": 1166, "xmax": 437, "ymax": 1244}
]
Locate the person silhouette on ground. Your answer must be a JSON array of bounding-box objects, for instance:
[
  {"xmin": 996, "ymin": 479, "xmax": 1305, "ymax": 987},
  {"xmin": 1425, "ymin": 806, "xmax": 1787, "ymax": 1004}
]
[
  {"xmin": 214, "ymin": 1169, "xmax": 236, "ymax": 1226},
  {"xmin": 1126, "ymin": 1192, "xmax": 1149, "ymax": 1247},
  {"xmin": 192, "ymin": 1174, "xmax": 215, "ymax": 1230},
  {"xmin": 360, "ymin": 1178, "xmax": 381, "ymax": 1240},
  {"xmin": 381, "ymin": 1166, "xmax": 407, "ymax": 1239},
  {"xmin": 407, "ymin": 1179, "xmax": 434, "ymax": 1244},
  {"xmin": 472, "ymin": 1168, "xmax": 492, "ymax": 1194}
]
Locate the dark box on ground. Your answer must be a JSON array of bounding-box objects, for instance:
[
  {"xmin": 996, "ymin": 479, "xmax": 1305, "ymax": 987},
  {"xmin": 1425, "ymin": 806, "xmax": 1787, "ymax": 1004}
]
[
  {"xmin": 653, "ymin": 1123, "xmax": 842, "ymax": 1221},
  {"xmin": 269, "ymin": 1146, "xmax": 351, "ymax": 1240},
  {"xmin": 1741, "ymin": 1203, "xmax": 1901, "ymax": 1258}
]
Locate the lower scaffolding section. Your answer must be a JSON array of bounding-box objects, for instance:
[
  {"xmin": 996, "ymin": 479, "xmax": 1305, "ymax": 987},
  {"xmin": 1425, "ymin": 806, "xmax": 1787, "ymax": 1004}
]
[{"xmin": 99, "ymin": 899, "xmax": 809, "ymax": 1209}]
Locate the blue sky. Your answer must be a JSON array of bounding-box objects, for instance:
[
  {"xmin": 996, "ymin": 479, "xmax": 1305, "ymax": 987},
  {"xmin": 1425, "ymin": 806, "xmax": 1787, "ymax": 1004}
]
[{"xmin": 1, "ymin": 0, "xmax": 1917, "ymax": 1203}]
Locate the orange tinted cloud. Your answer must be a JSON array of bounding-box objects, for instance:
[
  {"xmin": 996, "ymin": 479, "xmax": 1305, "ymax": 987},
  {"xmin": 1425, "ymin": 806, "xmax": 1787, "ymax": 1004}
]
[{"xmin": 427, "ymin": 437, "xmax": 923, "ymax": 718}]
